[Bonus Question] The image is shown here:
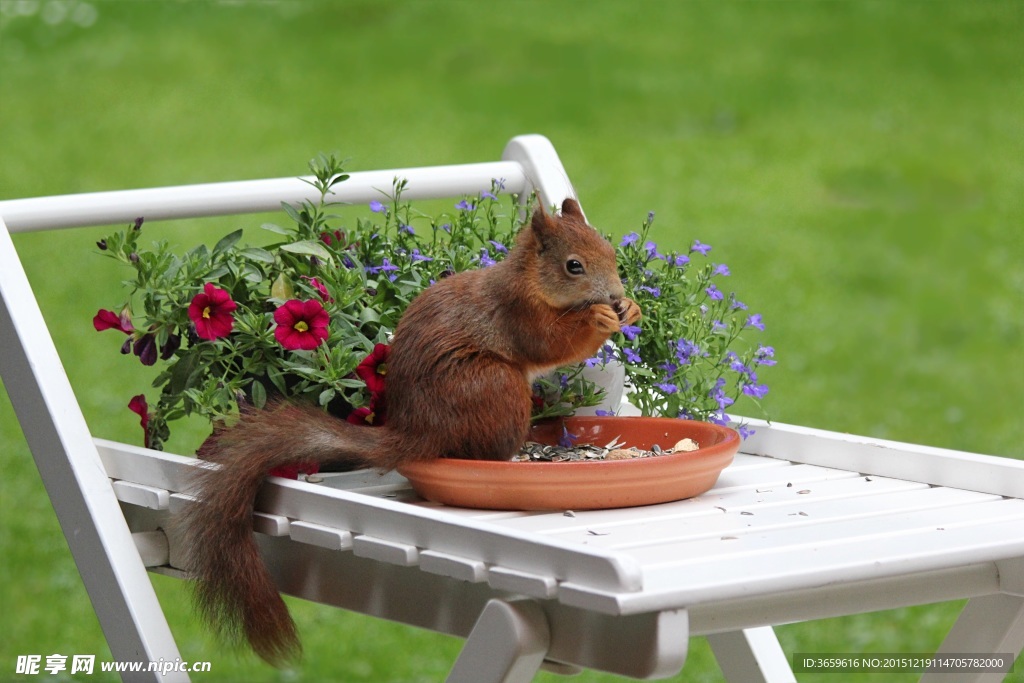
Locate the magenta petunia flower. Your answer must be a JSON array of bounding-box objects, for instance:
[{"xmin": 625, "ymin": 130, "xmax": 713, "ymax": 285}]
[
  {"xmin": 128, "ymin": 394, "xmax": 151, "ymax": 449},
  {"xmin": 355, "ymin": 343, "xmax": 389, "ymax": 396},
  {"xmin": 300, "ymin": 275, "xmax": 333, "ymax": 303},
  {"xmin": 346, "ymin": 393, "xmax": 386, "ymax": 427},
  {"xmin": 273, "ymin": 299, "xmax": 329, "ymax": 350},
  {"xmin": 188, "ymin": 283, "xmax": 237, "ymax": 340},
  {"xmin": 93, "ymin": 308, "xmax": 134, "ymax": 334},
  {"xmin": 267, "ymin": 461, "xmax": 320, "ymax": 480}
]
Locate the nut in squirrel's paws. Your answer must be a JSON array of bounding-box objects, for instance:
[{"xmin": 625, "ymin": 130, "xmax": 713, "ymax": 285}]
[
  {"xmin": 591, "ymin": 303, "xmax": 621, "ymax": 334},
  {"xmin": 614, "ymin": 297, "xmax": 642, "ymax": 327}
]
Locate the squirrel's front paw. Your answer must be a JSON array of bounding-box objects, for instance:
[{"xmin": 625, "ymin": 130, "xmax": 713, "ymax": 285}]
[
  {"xmin": 591, "ymin": 303, "xmax": 621, "ymax": 335},
  {"xmin": 614, "ymin": 297, "xmax": 642, "ymax": 327}
]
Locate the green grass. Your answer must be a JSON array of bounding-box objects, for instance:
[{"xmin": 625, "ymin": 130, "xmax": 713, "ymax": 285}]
[{"xmin": 2, "ymin": 0, "xmax": 1022, "ymax": 681}]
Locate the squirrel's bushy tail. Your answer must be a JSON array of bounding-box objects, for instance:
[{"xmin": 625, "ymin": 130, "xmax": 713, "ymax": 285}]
[{"xmin": 178, "ymin": 401, "xmax": 395, "ymax": 665}]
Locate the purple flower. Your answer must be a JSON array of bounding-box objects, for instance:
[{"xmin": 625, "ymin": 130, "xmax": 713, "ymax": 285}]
[
  {"xmin": 366, "ymin": 258, "xmax": 400, "ymax": 281},
  {"xmin": 712, "ymin": 320, "xmax": 727, "ymax": 333},
  {"xmin": 488, "ymin": 240, "xmax": 508, "ymax": 254},
  {"xmin": 656, "ymin": 382, "xmax": 679, "ymax": 394},
  {"xmin": 725, "ymin": 351, "xmax": 751, "ymax": 376},
  {"xmin": 713, "ymin": 264, "xmax": 731, "ymax": 276},
  {"xmin": 410, "ymin": 249, "xmax": 433, "ymax": 262},
  {"xmin": 754, "ymin": 345, "xmax": 777, "ymax": 366},
  {"xmin": 585, "ymin": 344, "xmax": 615, "ymax": 367},
  {"xmin": 705, "ymin": 283, "xmax": 725, "ymax": 301},
  {"xmin": 709, "ymin": 377, "xmax": 734, "ymax": 410},
  {"xmin": 492, "ymin": 178, "xmax": 506, "ymax": 190},
  {"xmin": 594, "ymin": 409, "xmax": 616, "ymax": 417},
  {"xmin": 558, "ymin": 425, "xmax": 578, "ymax": 448},
  {"xmin": 399, "ymin": 223, "xmax": 415, "ymax": 235},
  {"xmin": 737, "ymin": 424, "xmax": 756, "ymax": 439},
  {"xmin": 708, "ymin": 411, "xmax": 730, "ymax": 426},
  {"xmin": 730, "ymin": 294, "xmax": 748, "ymax": 311},
  {"xmin": 619, "ymin": 232, "xmax": 640, "ymax": 247},
  {"xmin": 620, "ymin": 324, "xmax": 642, "ymax": 341},
  {"xmin": 746, "ymin": 314, "xmax": 765, "ymax": 331},
  {"xmin": 659, "ymin": 361, "xmax": 679, "ymax": 375},
  {"xmin": 644, "ymin": 241, "xmax": 664, "ymax": 261},
  {"xmin": 478, "ymin": 249, "xmax": 497, "ymax": 268},
  {"xmin": 742, "ymin": 383, "xmax": 770, "ymax": 399},
  {"xmin": 691, "ymin": 240, "xmax": 712, "ymax": 255},
  {"xmin": 675, "ymin": 338, "xmax": 700, "ymax": 364},
  {"xmin": 437, "ymin": 223, "xmax": 452, "ymax": 233},
  {"xmin": 369, "ymin": 200, "xmax": 385, "ymax": 213},
  {"xmin": 481, "ymin": 191, "xmax": 498, "ymax": 201},
  {"xmin": 673, "ymin": 254, "xmax": 690, "ymax": 267},
  {"xmin": 455, "ymin": 199, "xmax": 475, "ymax": 211},
  {"xmin": 638, "ymin": 285, "xmax": 661, "ymax": 297},
  {"xmin": 622, "ymin": 347, "xmax": 642, "ymax": 363}
]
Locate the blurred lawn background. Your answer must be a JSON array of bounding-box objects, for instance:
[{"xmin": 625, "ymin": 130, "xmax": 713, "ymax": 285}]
[{"xmin": 1, "ymin": 0, "xmax": 1021, "ymax": 681}]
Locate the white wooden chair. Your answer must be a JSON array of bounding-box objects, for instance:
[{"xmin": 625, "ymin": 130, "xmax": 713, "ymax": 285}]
[{"xmin": 2, "ymin": 135, "xmax": 1022, "ymax": 682}]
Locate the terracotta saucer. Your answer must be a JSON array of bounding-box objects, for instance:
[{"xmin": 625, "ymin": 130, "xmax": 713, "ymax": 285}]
[{"xmin": 397, "ymin": 416, "xmax": 740, "ymax": 511}]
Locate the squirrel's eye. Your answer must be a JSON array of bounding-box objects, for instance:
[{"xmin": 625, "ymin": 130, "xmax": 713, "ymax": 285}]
[{"xmin": 566, "ymin": 259, "xmax": 585, "ymax": 276}]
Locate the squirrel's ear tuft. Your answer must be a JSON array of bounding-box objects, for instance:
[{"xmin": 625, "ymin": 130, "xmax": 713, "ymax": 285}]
[
  {"xmin": 530, "ymin": 201, "xmax": 553, "ymax": 232},
  {"xmin": 529, "ymin": 202, "xmax": 557, "ymax": 252},
  {"xmin": 561, "ymin": 197, "xmax": 584, "ymax": 219}
]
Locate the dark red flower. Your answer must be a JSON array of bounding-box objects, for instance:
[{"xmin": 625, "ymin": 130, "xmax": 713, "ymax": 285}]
[
  {"xmin": 268, "ymin": 461, "xmax": 321, "ymax": 480},
  {"xmin": 355, "ymin": 343, "xmax": 389, "ymax": 395},
  {"xmin": 133, "ymin": 333, "xmax": 158, "ymax": 366},
  {"xmin": 347, "ymin": 406, "xmax": 383, "ymax": 426},
  {"xmin": 128, "ymin": 394, "xmax": 151, "ymax": 449},
  {"xmin": 347, "ymin": 391, "xmax": 386, "ymax": 427},
  {"xmin": 319, "ymin": 229, "xmax": 344, "ymax": 247},
  {"xmin": 300, "ymin": 276, "xmax": 333, "ymax": 303},
  {"xmin": 273, "ymin": 299, "xmax": 330, "ymax": 351},
  {"xmin": 188, "ymin": 283, "xmax": 237, "ymax": 341},
  {"xmin": 93, "ymin": 309, "xmax": 134, "ymax": 334}
]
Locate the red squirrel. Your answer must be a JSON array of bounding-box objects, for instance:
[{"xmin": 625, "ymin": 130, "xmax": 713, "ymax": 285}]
[{"xmin": 179, "ymin": 198, "xmax": 642, "ymax": 665}]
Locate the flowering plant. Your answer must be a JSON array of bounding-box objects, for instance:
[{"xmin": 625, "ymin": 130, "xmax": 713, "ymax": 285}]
[
  {"xmin": 610, "ymin": 214, "xmax": 775, "ymax": 438},
  {"xmin": 95, "ymin": 155, "xmax": 773, "ymax": 452}
]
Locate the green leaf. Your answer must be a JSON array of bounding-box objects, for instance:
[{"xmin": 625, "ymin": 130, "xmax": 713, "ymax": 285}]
[
  {"xmin": 250, "ymin": 380, "xmax": 267, "ymax": 409},
  {"xmin": 240, "ymin": 247, "xmax": 276, "ymax": 264},
  {"xmin": 167, "ymin": 352, "xmax": 207, "ymax": 395},
  {"xmin": 280, "ymin": 240, "xmax": 334, "ymax": 262},
  {"xmin": 280, "ymin": 201, "xmax": 303, "ymax": 225},
  {"xmin": 240, "ymin": 263, "xmax": 264, "ymax": 284},
  {"xmin": 186, "ymin": 244, "xmax": 209, "ymax": 261},
  {"xmin": 318, "ymin": 388, "xmax": 336, "ymax": 406},
  {"xmin": 266, "ymin": 367, "xmax": 289, "ymax": 395},
  {"xmin": 206, "ymin": 265, "xmax": 230, "ymax": 280},
  {"xmin": 260, "ymin": 222, "xmax": 291, "ymax": 235},
  {"xmin": 213, "ymin": 229, "xmax": 244, "ymax": 255},
  {"xmin": 358, "ymin": 307, "xmax": 381, "ymax": 325}
]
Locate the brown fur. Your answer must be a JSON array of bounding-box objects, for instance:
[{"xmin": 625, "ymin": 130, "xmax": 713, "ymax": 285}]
[{"xmin": 178, "ymin": 198, "xmax": 642, "ymax": 665}]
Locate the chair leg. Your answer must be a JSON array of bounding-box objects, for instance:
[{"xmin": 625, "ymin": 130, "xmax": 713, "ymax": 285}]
[
  {"xmin": 707, "ymin": 627, "xmax": 797, "ymax": 683},
  {"xmin": 919, "ymin": 594, "xmax": 1024, "ymax": 683},
  {"xmin": 447, "ymin": 599, "xmax": 550, "ymax": 683}
]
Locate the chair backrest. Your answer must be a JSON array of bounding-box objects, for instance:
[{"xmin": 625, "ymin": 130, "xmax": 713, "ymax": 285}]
[{"xmin": 0, "ymin": 134, "xmax": 578, "ymax": 682}]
